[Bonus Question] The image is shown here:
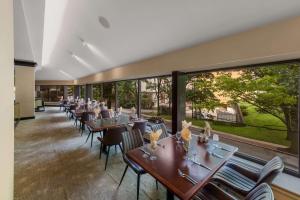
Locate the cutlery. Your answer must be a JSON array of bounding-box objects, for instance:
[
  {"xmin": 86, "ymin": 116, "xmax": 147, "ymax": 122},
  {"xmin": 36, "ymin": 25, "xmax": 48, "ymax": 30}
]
[
  {"xmin": 178, "ymin": 169, "xmax": 197, "ymax": 185},
  {"xmin": 212, "ymin": 152, "xmax": 224, "ymax": 159},
  {"xmin": 187, "ymin": 158, "xmax": 212, "ymax": 170},
  {"xmin": 139, "ymin": 147, "xmax": 150, "ymax": 156},
  {"xmin": 213, "ymin": 144, "xmax": 231, "ymax": 152}
]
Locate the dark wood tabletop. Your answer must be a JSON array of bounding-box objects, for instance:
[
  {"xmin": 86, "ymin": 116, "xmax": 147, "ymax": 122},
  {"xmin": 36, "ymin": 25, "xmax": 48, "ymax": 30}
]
[{"xmin": 126, "ymin": 135, "xmax": 238, "ymax": 200}]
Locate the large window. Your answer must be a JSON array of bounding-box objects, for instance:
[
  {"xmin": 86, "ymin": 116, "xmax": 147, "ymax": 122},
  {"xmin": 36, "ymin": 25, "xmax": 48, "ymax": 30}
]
[
  {"xmin": 80, "ymin": 85, "xmax": 85, "ymax": 99},
  {"xmin": 67, "ymin": 86, "xmax": 74, "ymax": 97},
  {"xmin": 185, "ymin": 62, "xmax": 299, "ymax": 172},
  {"xmin": 103, "ymin": 82, "xmax": 116, "ymax": 110},
  {"xmin": 37, "ymin": 85, "xmax": 64, "ymax": 102},
  {"xmin": 117, "ymin": 80, "xmax": 138, "ymax": 115},
  {"xmin": 93, "ymin": 84, "xmax": 103, "ymax": 101},
  {"xmin": 140, "ymin": 78, "xmax": 158, "ymax": 117}
]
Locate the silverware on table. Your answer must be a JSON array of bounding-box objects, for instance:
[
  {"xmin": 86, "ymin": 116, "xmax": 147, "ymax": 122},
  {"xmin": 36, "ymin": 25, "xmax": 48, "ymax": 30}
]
[
  {"xmin": 178, "ymin": 169, "xmax": 197, "ymax": 185},
  {"xmin": 212, "ymin": 152, "xmax": 224, "ymax": 159},
  {"xmin": 213, "ymin": 144, "xmax": 231, "ymax": 152},
  {"xmin": 187, "ymin": 158, "xmax": 212, "ymax": 170},
  {"xmin": 138, "ymin": 147, "xmax": 150, "ymax": 156}
]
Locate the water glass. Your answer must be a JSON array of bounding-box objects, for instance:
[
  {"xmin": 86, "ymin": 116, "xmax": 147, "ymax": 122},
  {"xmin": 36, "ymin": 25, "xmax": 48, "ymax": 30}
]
[
  {"xmin": 176, "ymin": 131, "xmax": 181, "ymax": 143},
  {"xmin": 212, "ymin": 134, "xmax": 220, "ymax": 148}
]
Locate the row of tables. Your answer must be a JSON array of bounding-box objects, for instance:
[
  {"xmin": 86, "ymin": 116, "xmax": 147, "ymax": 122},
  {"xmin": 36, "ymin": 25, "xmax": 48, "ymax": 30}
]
[{"xmin": 67, "ymin": 106, "xmax": 238, "ymax": 200}]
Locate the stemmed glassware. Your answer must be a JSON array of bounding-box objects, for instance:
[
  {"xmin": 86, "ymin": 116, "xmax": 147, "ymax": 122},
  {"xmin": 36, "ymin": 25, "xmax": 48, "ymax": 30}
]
[
  {"xmin": 142, "ymin": 141, "xmax": 149, "ymax": 159},
  {"xmin": 176, "ymin": 131, "xmax": 182, "ymax": 143}
]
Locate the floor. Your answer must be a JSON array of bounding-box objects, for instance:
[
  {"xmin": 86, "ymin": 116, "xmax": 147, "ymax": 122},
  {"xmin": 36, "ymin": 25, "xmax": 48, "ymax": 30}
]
[{"xmin": 14, "ymin": 107, "xmax": 167, "ymax": 200}]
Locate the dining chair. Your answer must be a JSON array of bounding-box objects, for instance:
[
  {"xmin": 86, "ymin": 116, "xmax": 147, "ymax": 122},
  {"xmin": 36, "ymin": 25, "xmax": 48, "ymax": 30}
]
[
  {"xmin": 97, "ymin": 126, "xmax": 126, "ymax": 170},
  {"xmin": 212, "ymin": 156, "xmax": 283, "ymax": 195},
  {"xmin": 150, "ymin": 123, "xmax": 169, "ymax": 140},
  {"xmin": 118, "ymin": 128, "xmax": 158, "ymax": 200},
  {"xmin": 80, "ymin": 111, "xmax": 95, "ymax": 135},
  {"xmin": 132, "ymin": 121, "xmax": 147, "ymax": 135},
  {"xmin": 100, "ymin": 110, "xmax": 110, "ymax": 119},
  {"xmin": 193, "ymin": 182, "xmax": 274, "ymax": 200}
]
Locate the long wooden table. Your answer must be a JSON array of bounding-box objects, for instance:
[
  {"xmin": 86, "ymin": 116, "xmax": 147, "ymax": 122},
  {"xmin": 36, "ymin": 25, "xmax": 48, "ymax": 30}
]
[{"xmin": 127, "ymin": 135, "xmax": 238, "ymax": 200}]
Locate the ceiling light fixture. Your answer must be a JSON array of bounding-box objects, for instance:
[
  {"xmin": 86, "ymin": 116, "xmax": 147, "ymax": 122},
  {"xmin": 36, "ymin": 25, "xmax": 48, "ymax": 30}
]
[
  {"xmin": 69, "ymin": 51, "xmax": 95, "ymax": 72},
  {"xmin": 98, "ymin": 16, "xmax": 110, "ymax": 29},
  {"xmin": 42, "ymin": 0, "xmax": 68, "ymax": 66},
  {"xmin": 59, "ymin": 70, "xmax": 74, "ymax": 79}
]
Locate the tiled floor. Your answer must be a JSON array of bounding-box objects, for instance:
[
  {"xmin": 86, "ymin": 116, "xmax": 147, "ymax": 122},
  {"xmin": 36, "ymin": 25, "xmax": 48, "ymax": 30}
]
[{"xmin": 14, "ymin": 107, "xmax": 167, "ymax": 200}]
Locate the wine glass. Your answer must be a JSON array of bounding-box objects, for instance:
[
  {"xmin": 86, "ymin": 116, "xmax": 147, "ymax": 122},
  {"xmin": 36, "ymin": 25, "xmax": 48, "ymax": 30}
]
[
  {"xmin": 142, "ymin": 142, "xmax": 149, "ymax": 158},
  {"xmin": 212, "ymin": 134, "xmax": 220, "ymax": 148},
  {"xmin": 176, "ymin": 131, "xmax": 181, "ymax": 143}
]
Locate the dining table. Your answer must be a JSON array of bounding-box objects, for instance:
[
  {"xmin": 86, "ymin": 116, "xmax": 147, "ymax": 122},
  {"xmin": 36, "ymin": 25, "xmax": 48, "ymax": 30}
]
[
  {"xmin": 85, "ymin": 115, "xmax": 147, "ymax": 148},
  {"xmin": 126, "ymin": 135, "xmax": 238, "ymax": 200}
]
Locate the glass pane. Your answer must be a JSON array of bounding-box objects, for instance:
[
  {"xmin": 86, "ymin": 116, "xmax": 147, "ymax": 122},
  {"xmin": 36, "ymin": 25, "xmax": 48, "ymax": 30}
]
[
  {"xmin": 141, "ymin": 78, "xmax": 158, "ymax": 117},
  {"xmin": 117, "ymin": 80, "xmax": 138, "ymax": 115},
  {"xmin": 185, "ymin": 62, "xmax": 299, "ymax": 172},
  {"xmin": 103, "ymin": 83, "xmax": 116, "ymax": 110},
  {"xmin": 92, "ymin": 84, "xmax": 102, "ymax": 101}
]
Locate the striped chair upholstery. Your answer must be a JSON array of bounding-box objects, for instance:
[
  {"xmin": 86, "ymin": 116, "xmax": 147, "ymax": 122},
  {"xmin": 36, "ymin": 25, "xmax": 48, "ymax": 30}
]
[
  {"xmin": 226, "ymin": 157, "xmax": 262, "ymax": 180},
  {"xmin": 193, "ymin": 182, "xmax": 274, "ymax": 200},
  {"xmin": 245, "ymin": 183, "xmax": 274, "ymax": 200},
  {"xmin": 150, "ymin": 123, "xmax": 169, "ymax": 140},
  {"xmin": 122, "ymin": 129, "xmax": 144, "ymax": 155},
  {"xmin": 119, "ymin": 128, "xmax": 146, "ymax": 200},
  {"xmin": 213, "ymin": 156, "xmax": 283, "ymax": 194}
]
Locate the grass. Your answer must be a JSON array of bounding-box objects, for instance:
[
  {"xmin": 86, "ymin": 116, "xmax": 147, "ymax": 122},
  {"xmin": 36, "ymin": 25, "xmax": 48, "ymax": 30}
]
[{"xmin": 144, "ymin": 104, "xmax": 290, "ymax": 147}]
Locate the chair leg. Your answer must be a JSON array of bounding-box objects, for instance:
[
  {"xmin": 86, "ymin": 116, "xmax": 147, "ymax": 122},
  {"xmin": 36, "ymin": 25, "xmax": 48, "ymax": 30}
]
[
  {"xmin": 104, "ymin": 146, "xmax": 110, "ymax": 170},
  {"xmin": 99, "ymin": 143, "xmax": 102, "ymax": 159},
  {"xmin": 90, "ymin": 132, "xmax": 94, "ymax": 148},
  {"xmin": 155, "ymin": 180, "xmax": 158, "ymax": 190},
  {"xmin": 137, "ymin": 173, "xmax": 141, "ymax": 200},
  {"xmin": 118, "ymin": 144, "xmax": 123, "ymax": 153},
  {"xmin": 85, "ymin": 131, "xmax": 91, "ymax": 143},
  {"xmin": 118, "ymin": 165, "xmax": 129, "ymax": 187}
]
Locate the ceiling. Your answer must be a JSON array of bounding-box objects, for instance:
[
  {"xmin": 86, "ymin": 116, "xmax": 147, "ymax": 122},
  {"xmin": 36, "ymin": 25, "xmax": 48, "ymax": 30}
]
[{"xmin": 14, "ymin": 0, "xmax": 300, "ymax": 80}]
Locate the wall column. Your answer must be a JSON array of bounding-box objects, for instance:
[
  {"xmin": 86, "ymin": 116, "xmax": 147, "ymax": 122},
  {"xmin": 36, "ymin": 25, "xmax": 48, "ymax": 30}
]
[
  {"xmin": 171, "ymin": 71, "xmax": 186, "ymax": 135},
  {"xmin": 15, "ymin": 62, "xmax": 36, "ymax": 119},
  {"xmin": 137, "ymin": 80, "xmax": 141, "ymax": 117},
  {"xmin": 0, "ymin": 0, "xmax": 14, "ymax": 199},
  {"xmin": 63, "ymin": 86, "xmax": 68, "ymax": 99}
]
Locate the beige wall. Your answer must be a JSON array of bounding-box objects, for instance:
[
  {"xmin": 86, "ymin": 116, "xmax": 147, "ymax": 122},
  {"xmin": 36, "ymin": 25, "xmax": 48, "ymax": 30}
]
[
  {"xmin": 15, "ymin": 66, "xmax": 35, "ymax": 118},
  {"xmin": 36, "ymin": 80, "xmax": 75, "ymax": 86},
  {"xmin": 0, "ymin": 0, "xmax": 14, "ymax": 199},
  {"xmin": 77, "ymin": 16, "xmax": 300, "ymax": 84}
]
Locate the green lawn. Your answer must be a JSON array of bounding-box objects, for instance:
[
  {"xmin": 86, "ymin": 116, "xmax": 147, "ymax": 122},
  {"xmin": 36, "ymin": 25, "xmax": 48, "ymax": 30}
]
[{"xmin": 147, "ymin": 104, "xmax": 290, "ymax": 147}]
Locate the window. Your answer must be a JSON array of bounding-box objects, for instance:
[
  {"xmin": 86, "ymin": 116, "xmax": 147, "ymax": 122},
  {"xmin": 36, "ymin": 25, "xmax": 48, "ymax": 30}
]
[
  {"xmin": 103, "ymin": 82, "xmax": 116, "ymax": 110},
  {"xmin": 185, "ymin": 62, "xmax": 299, "ymax": 172},
  {"xmin": 140, "ymin": 78, "xmax": 159, "ymax": 117},
  {"xmin": 80, "ymin": 85, "xmax": 85, "ymax": 99},
  {"xmin": 93, "ymin": 84, "xmax": 103, "ymax": 100},
  {"xmin": 37, "ymin": 85, "xmax": 64, "ymax": 102},
  {"xmin": 117, "ymin": 80, "xmax": 138, "ymax": 115}
]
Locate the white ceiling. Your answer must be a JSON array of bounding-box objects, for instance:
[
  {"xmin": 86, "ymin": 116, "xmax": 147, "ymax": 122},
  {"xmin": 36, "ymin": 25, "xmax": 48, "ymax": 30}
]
[{"xmin": 14, "ymin": 0, "xmax": 300, "ymax": 80}]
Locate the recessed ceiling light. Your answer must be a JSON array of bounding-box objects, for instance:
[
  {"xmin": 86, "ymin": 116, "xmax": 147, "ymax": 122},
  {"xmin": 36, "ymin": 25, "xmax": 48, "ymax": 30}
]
[{"xmin": 98, "ymin": 16, "xmax": 110, "ymax": 29}]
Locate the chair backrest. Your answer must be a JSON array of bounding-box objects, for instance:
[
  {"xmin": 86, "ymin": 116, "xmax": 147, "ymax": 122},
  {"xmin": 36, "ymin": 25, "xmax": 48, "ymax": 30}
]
[
  {"xmin": 257, "ymin": 156, "xmax": 284, "ymax": 184},
  {"xmin": 103, "ymin": 126, "xmax": 126, "ymax": 146},
  {"xmin": 69, "ymin": 104, "xmax": 76, "ymax": 110},
  {"xmin": 246, "ymin": 183, "xmax": 274, "ymax": 200},
  {"xmin": 132, "ymin": 121, "xmax": 147, "ymax": 135},
  {"xmin": 121, "ymin": 128, "xmax": 144, "ymax": 154},
  {"xmin": 81, "ymin": 112, "xmax": 95, "ymax": 122},
  {"xmin": 150, "ymin": 123, "xmax": 169, "ymax": 140},
  {"xmin": 101, "ymin": 110, "xmax": 110, "ymax": 119}
]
